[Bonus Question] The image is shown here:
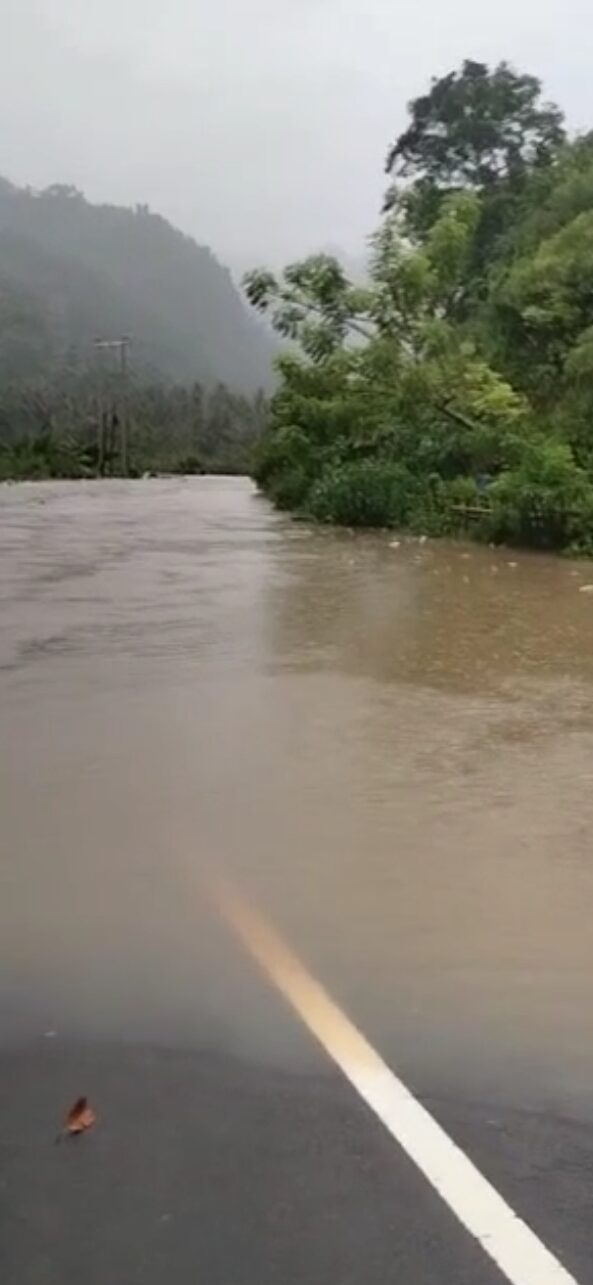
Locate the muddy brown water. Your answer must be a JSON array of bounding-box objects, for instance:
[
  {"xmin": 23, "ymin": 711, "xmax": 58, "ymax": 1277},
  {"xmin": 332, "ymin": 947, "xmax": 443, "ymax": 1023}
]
[{"xmin": 2, "ymin": 477, "xmax": 593, "ymax": 1113}]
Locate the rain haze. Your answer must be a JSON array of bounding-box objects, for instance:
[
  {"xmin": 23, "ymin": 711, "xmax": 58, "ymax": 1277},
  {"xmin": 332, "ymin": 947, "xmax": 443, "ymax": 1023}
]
[
  {"xmin": 1, "ymin": 0, "xmax": 592, "ymax": 274},
  {"xmin": 6, "ymin": 4, "xmax": 593, "ymax": 1284}
]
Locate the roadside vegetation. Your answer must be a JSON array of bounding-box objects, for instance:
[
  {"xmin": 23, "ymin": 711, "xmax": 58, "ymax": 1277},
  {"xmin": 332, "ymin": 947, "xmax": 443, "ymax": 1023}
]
[{"xmin": 246, "ymin": 61, "xmax": 593, "ymax": 553}]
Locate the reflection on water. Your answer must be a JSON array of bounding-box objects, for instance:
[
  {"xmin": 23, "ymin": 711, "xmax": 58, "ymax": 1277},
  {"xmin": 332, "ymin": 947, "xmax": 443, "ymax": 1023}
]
[{"xmin": 2, "ymin": 478, "xmax": 593, "ymax": 1112}]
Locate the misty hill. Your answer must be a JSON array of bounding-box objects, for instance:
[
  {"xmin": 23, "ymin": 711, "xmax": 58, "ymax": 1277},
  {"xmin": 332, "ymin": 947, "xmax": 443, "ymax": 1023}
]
[{"xmin": 0, "ymin": 178, "xmax": 274, "ymax": 391}]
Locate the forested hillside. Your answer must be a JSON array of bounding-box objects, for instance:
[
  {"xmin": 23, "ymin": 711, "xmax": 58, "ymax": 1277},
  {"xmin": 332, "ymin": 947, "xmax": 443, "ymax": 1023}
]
[
  {"xmin": 247, "ymin": 62, "xmax": 593, "ymax": 553},
  {"xmin": 0, "ymin": 179, "xmax": 273, "ymax": 390},
  {"xmin": 0, "ymin": 179, "xmax": 274, "ymax": 478}
]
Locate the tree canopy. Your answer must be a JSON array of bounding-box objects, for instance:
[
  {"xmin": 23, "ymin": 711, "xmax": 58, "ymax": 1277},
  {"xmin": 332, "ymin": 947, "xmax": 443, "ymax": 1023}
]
[
  {"xmin": 383, "ymin": 60, "xmax": 566, "ymax": 255},
  {"xmin": 386, "ymin": 61, "xmax": 564, "ymax": 190}
]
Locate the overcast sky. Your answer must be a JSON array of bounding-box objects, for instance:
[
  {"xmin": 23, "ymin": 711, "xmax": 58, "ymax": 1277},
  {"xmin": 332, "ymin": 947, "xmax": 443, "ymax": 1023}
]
[{"xmin": 1, "ymin": 0, "xmax": 592, "ymax": 274}]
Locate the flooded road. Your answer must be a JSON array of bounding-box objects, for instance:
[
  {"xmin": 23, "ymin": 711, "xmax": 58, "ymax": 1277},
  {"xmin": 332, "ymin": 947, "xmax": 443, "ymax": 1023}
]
[{"xmin": 2, "ymin": 476, "xmax": 593, "ymax": 1115}]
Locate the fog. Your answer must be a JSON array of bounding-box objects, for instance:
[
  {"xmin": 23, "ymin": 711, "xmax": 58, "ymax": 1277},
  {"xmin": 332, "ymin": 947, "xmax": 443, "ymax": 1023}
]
[{"xmin": 1, "ymin": 0, "xmax": 591, "ymax": 273}]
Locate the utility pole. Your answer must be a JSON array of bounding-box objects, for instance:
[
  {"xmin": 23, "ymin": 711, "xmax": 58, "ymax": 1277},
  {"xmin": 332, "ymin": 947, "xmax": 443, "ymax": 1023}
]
[
  {"xmin": 94, "ymin": 336, "xmax": 132, "ymax": 476},
  {"xmin": 96, "ymin": 385, "xmax": 105, "ymax": 478}
]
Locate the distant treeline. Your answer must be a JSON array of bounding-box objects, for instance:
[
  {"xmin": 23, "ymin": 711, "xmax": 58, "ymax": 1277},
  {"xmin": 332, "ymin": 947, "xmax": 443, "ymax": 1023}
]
[{"xmin": 0, "ymin": 370, "xmax": 266, "ymax": 480}]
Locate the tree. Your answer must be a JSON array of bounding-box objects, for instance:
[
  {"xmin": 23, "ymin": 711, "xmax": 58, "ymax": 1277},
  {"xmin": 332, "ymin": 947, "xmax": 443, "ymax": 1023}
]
[
  {"xmin": 481, "ymin": 138, "xmax": 593, "ymax": 390},
  {"xmin": 190, "ymin": 381, "xmax": 205, "ymax": 453},
  {"xmin": 245, "ymin": 192, "xmax": 519, "ymax": 420},
  {"xmin": 246, "ymin": 188, "xmax": 529, "ymax": 526},
  {"xmin": 383, "ymin": 61, "xmax": 563, "ymax": 262},
  {"xmin": 244, "ymin": 62, "xmax": 593, "ymax": 550},
  {"xmin": 245, "ymin": 256, "xmax": 375, "ymax": 360},
  {"xmin": 387, "ymin": 60, "xmax": 564, "ymax": 193}
]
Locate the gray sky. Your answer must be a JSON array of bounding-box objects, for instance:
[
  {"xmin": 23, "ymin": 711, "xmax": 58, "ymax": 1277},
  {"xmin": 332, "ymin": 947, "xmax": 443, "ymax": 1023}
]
[{"xmin": 2, "ymin": 0, "xmax": 592, "ymax": 274}]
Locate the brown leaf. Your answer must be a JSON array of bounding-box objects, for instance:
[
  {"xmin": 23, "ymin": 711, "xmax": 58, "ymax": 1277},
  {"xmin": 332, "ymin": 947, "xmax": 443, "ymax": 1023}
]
[{"xmin": 63, "ymin": 1096, "xmax": 97, "ymax": 1137}]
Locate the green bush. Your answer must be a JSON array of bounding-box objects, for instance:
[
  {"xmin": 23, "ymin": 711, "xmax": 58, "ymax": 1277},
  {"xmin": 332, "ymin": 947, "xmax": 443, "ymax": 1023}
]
[
  {"xmin": 253, "ymin": 424, "xmax": 314, "ymax": 490},
  {"xmin": 307, "ymin": 459, "xmax": 423, "ymax": 528},
  {"xmin": 0, "ymin": 433, "xmax": 91, "ymax": 481},
  {"xmin": 174, "ymin": 453, "xmax": 205, "ymax": 475},
  {"xmin": 485, "ymin": 440, "xmax": 592, "ymax": 548},
  {"xmin": 268, "ymin": 464, "xmax": 312, "ymax": 510}
]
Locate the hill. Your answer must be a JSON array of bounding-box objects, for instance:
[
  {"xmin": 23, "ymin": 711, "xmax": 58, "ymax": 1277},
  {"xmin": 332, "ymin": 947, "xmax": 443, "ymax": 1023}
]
[{"xmin": 0, "ymin": 178, "xmax": 274, "ymax": 391}]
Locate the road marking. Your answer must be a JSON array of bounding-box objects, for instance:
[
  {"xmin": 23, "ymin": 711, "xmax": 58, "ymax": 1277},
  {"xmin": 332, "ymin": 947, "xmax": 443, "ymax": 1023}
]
[{"xmin": 210, "ymin": 873, "xmax": 579, "ymax": 1285}]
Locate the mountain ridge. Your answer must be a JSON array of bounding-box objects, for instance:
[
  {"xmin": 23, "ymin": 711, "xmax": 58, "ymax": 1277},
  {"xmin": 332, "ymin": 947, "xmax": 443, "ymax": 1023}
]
[{"xmin": 0, "ymin": 178, "xmax": 275, "ymax": 391}]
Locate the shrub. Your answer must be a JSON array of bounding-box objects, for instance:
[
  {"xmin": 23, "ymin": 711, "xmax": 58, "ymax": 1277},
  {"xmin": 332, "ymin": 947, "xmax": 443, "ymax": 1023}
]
[
  {"xmin": 174, "ymin": 453, "xmax": 204, "ymax": 475},
  {"xmin": 485, "ymin": 440, "xmax": 592, "ymax": 548},
  {"xmin": 253, "ymin": 424, "xmax": 314, "ymax": 490},
  {"xmin": 268, "ymin": 464, "xmax": 312, "ymax": 511},
  {"xmin": 307, "ymin": 459, "xmax": 422, "ymax": 528}
]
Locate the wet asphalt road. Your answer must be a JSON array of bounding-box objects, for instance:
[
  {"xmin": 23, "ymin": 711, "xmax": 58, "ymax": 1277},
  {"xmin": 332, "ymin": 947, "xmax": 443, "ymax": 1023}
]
[{"xmin": 2, "ymin": 1032, "xmax": 593, "ymax": 1285}]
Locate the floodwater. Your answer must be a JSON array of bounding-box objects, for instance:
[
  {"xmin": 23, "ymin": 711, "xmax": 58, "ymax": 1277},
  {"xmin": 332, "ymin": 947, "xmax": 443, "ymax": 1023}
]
[{"xmin": 2, "ymin": 477, "xmax": 593, "ymax": 1114}]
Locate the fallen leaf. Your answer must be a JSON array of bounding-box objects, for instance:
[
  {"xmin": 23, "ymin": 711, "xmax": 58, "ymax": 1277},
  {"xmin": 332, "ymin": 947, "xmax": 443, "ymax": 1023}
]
[{"xmin": 58, "ymin": 1096, "xmax": 96, "ymax": 1141}]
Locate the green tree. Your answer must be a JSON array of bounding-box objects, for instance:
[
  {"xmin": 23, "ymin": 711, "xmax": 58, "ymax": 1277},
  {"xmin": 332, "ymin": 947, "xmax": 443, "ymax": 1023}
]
[
  {"xmin": 385, "ymin": 60, "xmax": 565, "ymax": 228},
  {"xmin": 247, "ymin": 190, "xmax": 530, "ymax": 528},
  {"xmin": 245, "ymin": 63, "xmax": 593, "ymax": 551}
]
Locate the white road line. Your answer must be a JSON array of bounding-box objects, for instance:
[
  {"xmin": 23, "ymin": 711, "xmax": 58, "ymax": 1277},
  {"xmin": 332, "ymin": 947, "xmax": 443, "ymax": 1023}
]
[{"xmin": 210, "ymin": 873, "xmax": 580, "ymax": 1285}]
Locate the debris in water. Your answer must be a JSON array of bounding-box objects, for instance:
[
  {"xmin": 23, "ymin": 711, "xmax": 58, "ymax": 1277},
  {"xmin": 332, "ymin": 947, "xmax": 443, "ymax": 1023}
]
[{"xmin": 579, "ymin": 584, "xmax": 593, "ymax": 593}]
